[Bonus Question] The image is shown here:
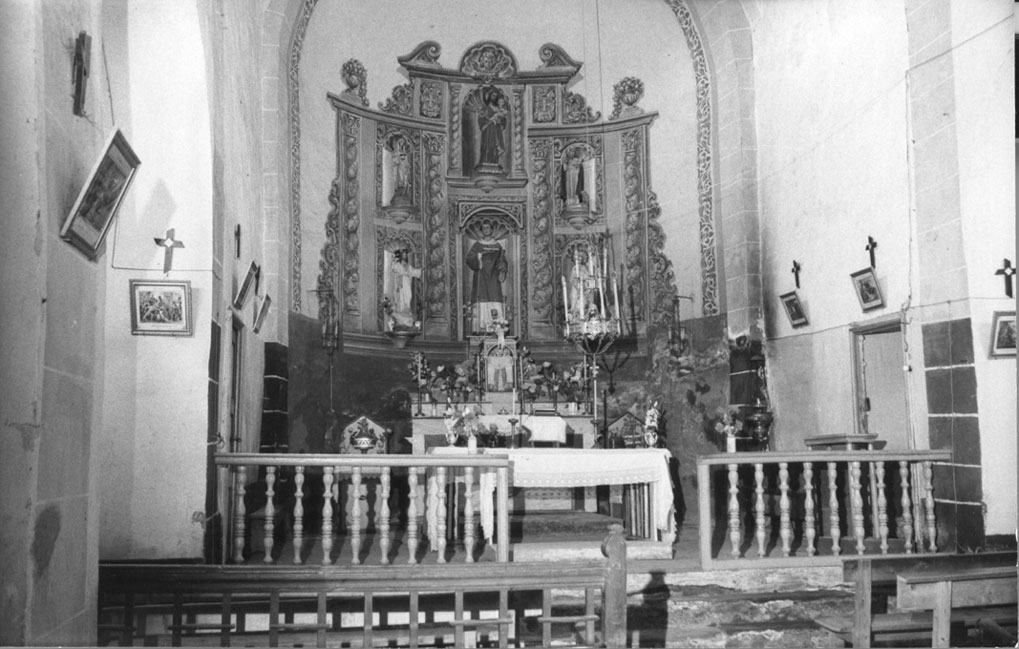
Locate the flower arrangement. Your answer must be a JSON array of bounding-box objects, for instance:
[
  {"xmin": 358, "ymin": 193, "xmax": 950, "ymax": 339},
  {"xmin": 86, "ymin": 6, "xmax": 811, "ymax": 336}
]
[
  {"xmin": 714, "ymin": 405, "xmax": 743, "ymax": 451},
  {"xmin": 341, "ymin": 58, "xmax": 369, "ymax": 106},
  {"xmin": 559, "ymin": 362, "xmax": 586, "ymax": 404},
  {"xmin": 425, "ymin": 359, "xmax": 481, "ymax": 406},
  {"xmin": 381, "ymin": 296, "xmax": 396, "ymax": 331},
  {"xmin": 609, "ymin": 76, "xmax": 645, "ymax": 120}
]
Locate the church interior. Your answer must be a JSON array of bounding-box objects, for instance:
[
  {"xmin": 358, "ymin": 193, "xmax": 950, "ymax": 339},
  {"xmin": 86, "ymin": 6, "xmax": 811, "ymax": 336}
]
[{"xmin": 1, "ymin": 0, "xmax": 1016, "ymax": 646}]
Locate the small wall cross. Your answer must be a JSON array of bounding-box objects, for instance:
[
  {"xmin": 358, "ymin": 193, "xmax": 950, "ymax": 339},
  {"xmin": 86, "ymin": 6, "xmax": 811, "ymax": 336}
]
[
  {"xmin": 995, "ymin": 258, "xmax": 1015, "ymax": 298},
  {"xmin": 791, "ymin": 260, "xmax": 802, "ymax": 289},
  {"xmin": 154, "ymin": 228, "xmax": 185, "ymax": 273},
  {"xmin": 865, "ymin": 236, "xmax": 878, "ymax": 268}
]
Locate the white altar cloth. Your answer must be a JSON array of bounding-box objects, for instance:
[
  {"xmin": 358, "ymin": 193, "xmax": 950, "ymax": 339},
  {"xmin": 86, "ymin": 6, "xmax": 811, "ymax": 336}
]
[{"xmin": 424, "ymin": 447, "xmax": 674, "ymax": 546}]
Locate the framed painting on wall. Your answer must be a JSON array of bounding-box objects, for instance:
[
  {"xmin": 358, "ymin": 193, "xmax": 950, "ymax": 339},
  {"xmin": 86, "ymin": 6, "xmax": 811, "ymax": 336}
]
[
  {"xmin": 129, "ymin": 279, "xmax": 193, "ymax": 336},
  {"xmin": 779, "ymin": 291, "xmax": 809, "ymax": 328},
  {"xmin": 232, "ymin": 261, "xmax": 259, "ymax": 310},
  {"xmin": 850, "ymin": 267, "xmax": 885, "ymax": 312},
  {"xmin": 60, "ymin": 128, "xmax": 141, "ymax": 260},
  {"xmin": 989, "ymin": 311, "xmax": 1016, "ymax": 357}
]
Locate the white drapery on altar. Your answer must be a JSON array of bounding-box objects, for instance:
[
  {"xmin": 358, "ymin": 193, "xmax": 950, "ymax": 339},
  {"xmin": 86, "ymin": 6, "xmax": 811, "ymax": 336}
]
[{"xmin": 424, "ymin": 447, "xmax": 674, "ymax": 546}]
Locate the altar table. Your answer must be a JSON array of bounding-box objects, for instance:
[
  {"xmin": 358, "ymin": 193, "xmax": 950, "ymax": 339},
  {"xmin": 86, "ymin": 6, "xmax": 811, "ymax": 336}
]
[
  {"xmin": 410, "ymin": 414, "xmax": 596, "ymax": 454},
  {"xmin": 424, "ymin": 447, "xmax": 675, "ymax": 547}
]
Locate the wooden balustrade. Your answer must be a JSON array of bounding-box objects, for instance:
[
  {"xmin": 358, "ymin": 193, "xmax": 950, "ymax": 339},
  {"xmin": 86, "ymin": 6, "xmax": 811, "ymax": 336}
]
[
  {"xmin": 215, "ymin": 453, "xmax": 512, "ymax": 566},
  {"xmin": 97, "ymin": 526, "xmax": 629, "ymax": 648},
  {"xmin": 696, "ymin": 450, "xmax": 952, "ymax": 569}
]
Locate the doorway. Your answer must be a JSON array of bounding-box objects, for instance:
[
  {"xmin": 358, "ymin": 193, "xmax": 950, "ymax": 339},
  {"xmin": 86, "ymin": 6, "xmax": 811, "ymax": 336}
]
[{"xmin": 852, "ymin": 318, "xmax": 912, "ymax": 450}]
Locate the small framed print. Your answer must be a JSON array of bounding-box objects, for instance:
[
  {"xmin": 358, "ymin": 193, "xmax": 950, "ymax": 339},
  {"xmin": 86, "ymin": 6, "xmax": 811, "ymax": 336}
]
[
  {"xmin": 989, "ymin": 311, "xmax": 1016, "ymax": 357},
  {"xmin": 232, "ymin": 261, "xmax": 259, "ymax": 310},
  {"xmin": 850, "ymin": 267, "xmax": 885, "ymax": 312},
  {"xmin": 779, "ymin": 291, "xmax": 809, "ymax": 328},
  {"xmin": 129, "ymin": 279, "xmax": 193, "ymax": 336},
  {"xmin": 253, "ymin": 295, "xmax": 271, "ymax": 334},
  {"xmin": 60, "ymin": 128, "xmax": 140, "ymax": 260}
]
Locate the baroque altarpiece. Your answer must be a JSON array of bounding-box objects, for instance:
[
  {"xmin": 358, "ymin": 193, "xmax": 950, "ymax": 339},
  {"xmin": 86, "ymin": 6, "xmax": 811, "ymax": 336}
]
[{"xmin": 317, "ymin": 41, "xmax": 676, "ymax": 356}]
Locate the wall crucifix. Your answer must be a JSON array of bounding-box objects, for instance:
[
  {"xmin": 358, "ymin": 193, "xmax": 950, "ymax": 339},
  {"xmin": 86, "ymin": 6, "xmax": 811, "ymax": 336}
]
[
  {"xmin": 791, "ymin": 260, "xmax": 802, "ymax": 289},
  {"xmin": 995, "ymin": 258, "xmax": 1015, "ymax": 298},
  {"xmin": 865, "ymin": 236, "xmax": 878, "ymax": 268},
  {"xmin": 154, "ymin": 228, "xmax": 185, "ymax": 273}
]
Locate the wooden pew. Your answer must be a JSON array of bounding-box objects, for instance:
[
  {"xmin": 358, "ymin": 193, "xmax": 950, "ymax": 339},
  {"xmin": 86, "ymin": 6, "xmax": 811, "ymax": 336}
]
[
  {"xmin": 816, "ymin": 552, "xmax": 1017, "ymax": 647},
  {"xmin": 897, "ymin": 565, "xmax": 1017, "ymax": 647}
]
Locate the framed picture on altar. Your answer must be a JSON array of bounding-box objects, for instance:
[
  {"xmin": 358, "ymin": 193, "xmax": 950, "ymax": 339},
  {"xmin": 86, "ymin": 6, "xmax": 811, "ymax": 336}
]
[
  {"xmin": 129, "ymin": 279, "xmax": 193, "ymax": 336},
  {"xmin": 779, "ymin": 291, "xmax": 808, "ymax": 328},
  {"xmin": 989, "ymin": 311, "xmax": 1016, "ymax": 357},
  {"xmin": 850, "ymin": 267, "xmax": 884, "ymax": 312}
]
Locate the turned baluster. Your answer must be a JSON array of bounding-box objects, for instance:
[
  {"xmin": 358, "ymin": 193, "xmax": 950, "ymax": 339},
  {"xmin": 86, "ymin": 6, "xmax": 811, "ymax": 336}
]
[
  {"xmin": 351, "ymin": 467, "xmax": 363, "ymax": 564},
  {"xmin": 899, "ymin": 461, "xmax": 914, "ymax": 554},
  {"xmin": 849, "ymin": 461, "xmax": 865, "ymax": 554},
  {"xmin": 379, "ymin": 467, "xmax": 391, "ymax": 565},
  {"xmin": 407, "ymin": 467, "xmax": 420, "ymax": 564},
  {"xmin": 923, "ymin": 461, "xmax": 936, "ymax": 552},
  {"xmin": 436, "ymin": 466, "xmax": 448, "ymax": 563},
  {"xmin": 778, "ymin": 462, "xmax": 791, "ymax": 557},
  {"xmin": 233, "ymin": 466, "xmax": 247, "ymax": 563},
  {"xmin": 754, "ymin": 463, "xmax": 766, "ymax": 558},
  {"xmin": 263, "ymin": 466, "xmax": 276, "ymax": 564},
  {"xmin": 321, "ymin": 467, "xmax": 335, "ymax": 565},
  {"xmin": 875, "ymin": 461, "xmax": 888, "ymax": 554},
  {"xmin": 828, "ymin": 462, "xmax": 841, "ymax": 556},
  {"xmin": 727, "ymin": 463, "xmax": 741, "ymax": 558},
  {"xmin": 464, "ymin": 466, "xmax": 475, "ymax": 562},
  {"xmin": 803, "ymin": 462, "xmax": 815, "ymax": 557},
  {"xmin": 293, "ymin": 466, "xmax": 305, "ymax": 565}
]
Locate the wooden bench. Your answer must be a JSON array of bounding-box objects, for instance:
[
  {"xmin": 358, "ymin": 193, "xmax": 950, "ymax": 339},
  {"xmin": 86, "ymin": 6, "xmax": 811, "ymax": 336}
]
[
  {"xmin": 816, "ymin": 553, "xmax": 1017, "ymax": 647},
  {"xmin": 897, "ymin": 566, "xmax": 1017, "ymax": 647}
]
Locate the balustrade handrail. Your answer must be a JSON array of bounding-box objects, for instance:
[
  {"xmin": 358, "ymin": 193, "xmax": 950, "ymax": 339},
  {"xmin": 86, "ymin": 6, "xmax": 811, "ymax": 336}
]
[
  {"xmin": 215, "ymin": 451, "xmax": 513, "ymax": 566},
  {"xmin": 698, "ymin": 449, "xmax": 952, "ymax": 466},
  {"xmin": 697, "ymin": 448, "xmax": 953, "ymax": 569},
  {"xmin": 215, "ymin": 452, "xmax": 512, "ymax": 469}
]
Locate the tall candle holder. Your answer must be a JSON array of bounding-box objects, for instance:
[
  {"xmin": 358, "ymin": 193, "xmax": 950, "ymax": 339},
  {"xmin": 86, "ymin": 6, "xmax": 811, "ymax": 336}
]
[{"xmin": 562, "ymin": 236, "xmax": 621, "ymax": 421}]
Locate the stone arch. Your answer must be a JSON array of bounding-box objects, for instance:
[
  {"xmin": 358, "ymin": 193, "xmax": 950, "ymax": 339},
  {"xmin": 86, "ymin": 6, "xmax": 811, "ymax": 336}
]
[{"xmin": 669, "ymin": 0, "xmax": 763, "ymax": 341}]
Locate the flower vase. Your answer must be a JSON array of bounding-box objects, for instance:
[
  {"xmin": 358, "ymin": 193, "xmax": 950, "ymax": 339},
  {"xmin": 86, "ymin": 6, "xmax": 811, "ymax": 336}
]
[
  {"xmin": 467, "ymin": 433, "xmax": 478, "ymax": 454},
  {"xmin": 726, "ymin": 433, "xmax": 736, "ymax": 453}
]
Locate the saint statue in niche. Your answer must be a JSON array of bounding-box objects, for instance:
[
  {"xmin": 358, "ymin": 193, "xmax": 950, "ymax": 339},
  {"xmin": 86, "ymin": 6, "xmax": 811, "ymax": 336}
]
[
  {"xmin": 478, "ymin": 89, "xmax": 508, "ymax": 166},
  {"xmin": 465, "ymin": 220, "xmax": 508, "ymax": 331},
  {"xmin": 568, "ymin": 246, "xmax": 597, "ymax": 320},
  {"xmin": 388, "ymin": 248, "xmax": 421, "ymax": 329},
  {"xmin": 465, "ymin": 86, "xmax": 509, "ymax": 174},
  {"xmin": 389, "ymin": 134, "xmax": 412, "ymax": 205},
  {"xmin": 562, "ymin": 147, "xmax": 587, "ymax": 208}
]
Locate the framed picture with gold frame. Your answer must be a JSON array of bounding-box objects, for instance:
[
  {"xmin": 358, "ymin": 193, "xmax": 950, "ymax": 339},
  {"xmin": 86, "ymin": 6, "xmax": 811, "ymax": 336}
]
[
  {"xmin": 990, "ymin": 311, "xmax": 1016, "ymax": 357},
  {"xmin": 779, "ymin": 291, "xmax": 808, "ymax": 328},
  {"xmin": 60, "ymin": 128, "xmax": 140, "ymax": 260},
  {"xmin": 850, "ymin": 267, "xmax": 884, "ymax": 312},
  {"xmin": 129, "ymin": 279, "xmax": 193, "ymax": 337}
]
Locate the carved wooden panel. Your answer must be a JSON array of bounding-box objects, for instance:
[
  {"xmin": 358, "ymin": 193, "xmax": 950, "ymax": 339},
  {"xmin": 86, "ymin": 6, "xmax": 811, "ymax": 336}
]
[
  {"xmin": 622, "ymin": 128, "xmax": 646, "ymax": 322},
  {"xmin": 528, "ymin": 139, "xmax": 554, "ymax": 325},
  {"xmin": 423, "ymin": 132, "xmax": 448, "ymax": 320},
  {"xmin": 341, "ymin": 113, "xmax": 362, "ymax": 315}
]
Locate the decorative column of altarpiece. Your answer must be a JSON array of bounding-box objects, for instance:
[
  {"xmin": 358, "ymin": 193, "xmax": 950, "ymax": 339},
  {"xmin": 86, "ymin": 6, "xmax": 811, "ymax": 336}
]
[{"xmin": 318, "ymin": 40, "xmax": 676, "ymax": 348}]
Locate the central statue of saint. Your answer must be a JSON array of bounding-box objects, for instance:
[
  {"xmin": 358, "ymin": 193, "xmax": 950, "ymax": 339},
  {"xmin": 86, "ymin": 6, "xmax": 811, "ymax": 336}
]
[{"xmin": 465, "ymin": 221, "xmax": 508, "ymax": 332}]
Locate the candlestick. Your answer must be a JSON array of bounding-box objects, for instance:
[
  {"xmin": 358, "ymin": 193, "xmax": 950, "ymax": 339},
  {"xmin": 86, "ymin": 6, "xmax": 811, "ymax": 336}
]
[
  {"xmin": 612, "ymin": 270, "xmax": 621, "ymax": 327},
  {"xmin": 562, "ymin": 275, "xmax": 569, "ymax": 322}
]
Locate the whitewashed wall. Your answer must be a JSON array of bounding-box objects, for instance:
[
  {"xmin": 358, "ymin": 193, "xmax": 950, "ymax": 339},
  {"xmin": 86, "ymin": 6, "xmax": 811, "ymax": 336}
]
[{"xmin": 97, "ymin": 1, "xmax": 213, "ymax": 559}]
